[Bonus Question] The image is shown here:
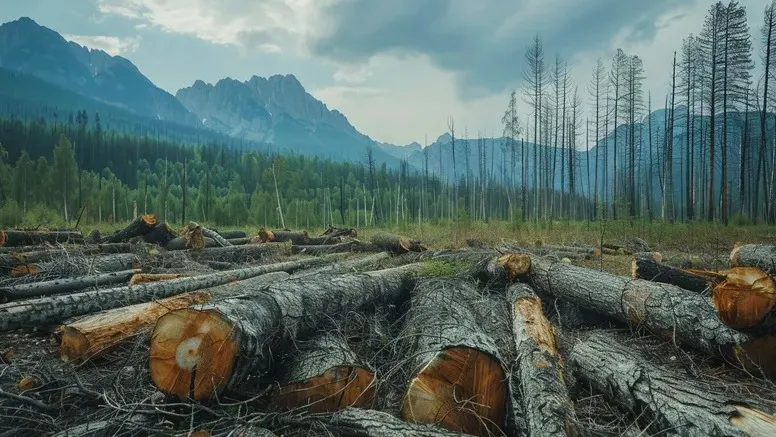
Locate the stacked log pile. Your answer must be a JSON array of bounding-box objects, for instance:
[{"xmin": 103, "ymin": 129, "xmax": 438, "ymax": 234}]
[{"xmin": 2, "ymin": 224, "xmax": 776, "ymax": 437}]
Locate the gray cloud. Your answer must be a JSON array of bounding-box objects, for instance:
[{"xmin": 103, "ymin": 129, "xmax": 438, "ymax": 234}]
[{"xmin": 309, "ymin": 0, "xmax": 695, "ymax": 99}]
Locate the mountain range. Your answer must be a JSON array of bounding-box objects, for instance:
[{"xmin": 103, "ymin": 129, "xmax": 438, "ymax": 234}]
[{"xmin": 0, "ymin": 17, "xmax": 399, "ymax": 164}]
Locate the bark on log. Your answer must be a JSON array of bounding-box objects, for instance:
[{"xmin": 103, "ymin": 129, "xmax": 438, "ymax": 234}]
[
  {"xmin": 535, "ymin": 243, "xmax": 600, "ymax": 257},
  {"xmin": 216, "ymin": 230, "xmax": 247, "ymax": 240},
  {"xmin": 143, "ymin": 221, "xmax": 177, "ymax": 246},
  {"xmin": 322, "ymin": 226, "xmax": 358, "ymax": 239},
  {"xmin": 400, "ymin": 278, "xmax": 507, "ymax": 437},
  {"xmin": 306, "ymin": 235, "xmax": 343, "ymax": 245},
  {"xmin": 149, "ymin": 264, "xmax": 420, "ymax": 400},
  {"xmin": 712, "ymin": 267, "xmax": 776, "ymax": 336},
  {"xmin": 569, "ymin": 332, "xmax": 776, "ymax": 437},
  {"xmin": 101, "ymin": 214, "xmax": 157, "ymax": 244},
  {"xmin": 507, "ymin": 283, "xmax": 579, "ymax": 437},
  {"xmin": 57, "ymin": 272, "xmax": 289, "ymax": 362},
  {"xmin": 270, "ymin": 333, "xmax": 375, "ymax": 413},
  {"xmin": 635, "ymin": 252, "xmax": 663, "ymax": 263},
  {"xmin": 189, "ymin": 221, "xmax": 232, "ymax": 247},
  {"xmin": 423, "ymin": 249, "xmax": 531, "ymax": 283},
  {"xmin": 631, "ymin": 257, "xmax": 714, "ymax": 293},
  {"xmin": 258, "ymin": 228, "xmax": 310, "ymax": 245},
  {"xmin": 186, "ymin": 244, "xmax": 291, "ymax": 264},
  {"xmin": 731, "ymin": 245, "xmax": 776, "ymax": 275},
  {"xmin": 370, "ymin": 231, "xmax": 425, "ymax": 254},
  {"xmin": 0, "ymin": 257, "xmax": 325, "ymax": 331},
  {"xmin": 0, "ymin": 230, "xmax": 84, "ymax": 247},
  {"xmin": 297, "ymin": 408, "xmax": 472, "ymax": 437},
  {"xmin": 165, "ymin": 236, "xmax": 218, "ymax": 251},
  {"xmin": 524, "ymin": 256, "xmax": 776, "ymax": 377},
  {"xmin": 84, "ymin": 230, "xmax": 101, "ymax": 244},
  {"xmin": 128, "ymin": 273, "xmax": 189, "ymax": 286},
  {"xmin": 294, "ymin": 252, "xmax": 391, "ymax": 278},
  {"xmin": 662, "ymin": 253, "xmax": 728, "ymax": 271},
  {"xmin": 0, "ymin": 270, "xmax": 138, "ymax": 303},
  {"xmin": 292, "ymin": 242, "xmax": 381, "ymax": 255},
  {"xmin": 227, "ymin": 237, "xmax": 250, "ymax": 245},
  {"xmin": 3, "ymin": 253, "xmax": 141, "ymax": 278}
]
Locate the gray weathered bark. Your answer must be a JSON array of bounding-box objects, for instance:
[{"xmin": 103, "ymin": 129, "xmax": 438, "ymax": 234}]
[
  {"xmin": 292, "ymin": 242, "xmax": 381, "ymax": 255},
  {"xmin": 259, "ymin": 228, "xmax": 310, "ymax": 245},
  {"xmin": 294, "ymin": 252, "xmax": 391, "ymax": 278},
  {"xmin": 186, "ymin": 244, "xmax": 291, "ymax": 264},
  {"xmin": 149, "ymin": 264, "xmax": 420, "ymax": 400},
  {"xmin": 730, "ymin": 245, "xmax": 776, "ymax": 275},
  {"xmin": 0, "ymin": 269, "xmax": 138, "ymax": 302},
  {"xmin": 370, "ymin": 231, "xmax": 424, "ymax": 253},
  {"xmin": 569, "ymin": 332, "xmax": 776, "ymax": 437},
  {"xmin": 190, "ymin": 221, "xmax": 232, "ymax": 247},
  {"xmin": 421, "ymin": 249, "xmax": 531, "ymax": 283},
  {"xmin": 0, "ymin": 257, "xmax": 325, "ymax": 331},
  {"xmin": 508, "ymin": 283, "xmax": 579, "ymax": 437}
]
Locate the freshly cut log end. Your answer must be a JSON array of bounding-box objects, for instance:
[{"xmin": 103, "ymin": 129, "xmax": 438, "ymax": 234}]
[
  {"xmin": 182, "ymin": 222, "xmax": 206, "ymax": 250},
  {"xmin": 149, "ymin": 307, "xmax": 238, "ymax": 400},
  {"xmin": 401, "ymin": 346, "xmax": 507, "ymax": 437},
  {"xmin": 258, "ymin": 228, "xmax": 309, "ymax": 245},
  {"xmin": 0, "ymin": 231, "xmax": 6, "ymax": 247},
  {"xmin": 10, "ymin": 264, "xmax": 41, "ymax": 277},
  {"xmin": 497, "ymin": 254, "xmax": 531, "ymax": 280},
  {"xmin": 271, "ymin": 333, "xmax": 376, "ymax": 413},
  {"xmin": 129, "ymin": 273, "xmax": 189, "ymax": 286},
  {"xmin": 713, "ymin": 267, "xmax": 776, "ymax": 332},
  {"xmin": 634, "ymin": 252, "xmax": 663, "ymax": 263}
]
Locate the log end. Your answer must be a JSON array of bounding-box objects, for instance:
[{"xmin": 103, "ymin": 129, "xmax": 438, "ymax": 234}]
[
  {"xmin": 142, "ymin": 214, "xmax": 157, "ymax": 227},
  {"xmin": 729, "ymin": 405, "xmax": 776, "ymax": 435},
  {"xmin": 730, "ymin": 245, "xmax": 745, "ymax": 268},
  {"xmin": 498, "ymin": 254, "xmax": 532, "ymax": 280},
  {"xmin": 712, "ymin": 267, "xmax": 776, "ymax": 330},
  {"xmin": 58, "ymin": 326, "xmax": 90, "ymax": 362},
  {"xmin": 271, "ymin": 366, "xmax": 375, "ymax": 413},
  {"xmin": 258, "ymin": 228, "xmax": 273, "ymax": 243},
  {"xmin": 400, "ymin": 346, "xmax": 507, "ymax": 437},
  {"xmin": 0, "ymin": 231, "xmax": 6, "ymax": 247},
  {"xmin": 10, "ymin": 264, "xmax": 40, "ymax": 277},
  {"xmin": 149, "ymin": 308, "xmax": 237, "ymax": 400},
  {"xmin": 630, "ymin": 259, "xmax": 638, "ymax": 279}
]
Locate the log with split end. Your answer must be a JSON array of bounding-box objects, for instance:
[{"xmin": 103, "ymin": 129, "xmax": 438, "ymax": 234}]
[
  {"xmin": 270, "ymin": 333, "xmax": 375, "ymax": 413},
  {"xmin": 569, "ymin": 332, "xmax": 776, "ymax": 437},
  {"xmin": 712, "ymin": 267, "xmax": 776, "ymax": 336},
  {"xmin": 57, "ymin": 271, "xmax": 289, "ymax": 362},
  {"xmin": 400, "ymin": 278, "xmax": 508, "ymax": 437},
  {"xmin": 149, "ymin": 264, "xmax": 421, "ymax": 401}
]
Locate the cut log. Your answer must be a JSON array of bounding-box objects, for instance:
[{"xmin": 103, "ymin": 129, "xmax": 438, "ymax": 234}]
[
  {"xmin": 712, "ymin": 267, "xmax": 776, "ymax": 336},
  {"xmin": 149, "ymin": 264, "xmax": 420, "ymax": 400},
  {"xmin": 4, "ymin": 253, "xmax": 141, "ymax": 278},
  {"xmin": 84, "ymin": 230, "xmax": 101, "ymax": 244},
  {"xmin": 631, "ymin": 257, "xmax": 714, "ymax": 293},
  {"xmin": 227, "ymin": 237, "xmax": 250, "ymax": 245},
  {"xmin": 424, "ymin": 249, "xmax": 531, "ymax": 282},
  {"xmin": 292, "ymin": 241, "xmax": 381, "ymax": 255},
  {"xmin": 370, "ymin": 231, "xmax": 425, "ymax": 254},
  {"xmin": 634, "ymin": 252, "xmax": 663, "ymax": 263},
  {"xmin": 0, "ymin": 257, "xmax": 326, "ymax": 331},
  {"xmin": 186, "ymin": 244, "xmax": 291, "ymax": 264},
  {"xmin": 731, "ymin": 244, "xmax": 776, "ymax": 275},
  {"xmin": 102, "ymin": 214, "xmax": 157, "ymax": 244},
  {"xmin": 535, "ymin": 243, "xmax": 600, "ymax": 257},
  {"xmin": 662, "ymin": 253, "xmax": 728, "ymax": 271},
  {"xmin": 524, "ymin": 255, "xmax": 776, "ymax": 376},
  {"xmin": 258, "ymin": 228, "xmax": 310, "ymax": 245},
  {"xmin": 143, "ymin": 221, "xmax": 177, "ymax": 246},
  {"xmin": 294, "ymin": 252, "xmax": 391, "ymax": 278},
  {"xmin": 569, "ymin": 332, "xmax": 776, "ymax": 437},
  {"xmin": 165, "ymin": 236, "xmax": 218, "ymax": 251},
  {"xmin": 271, "ymin": 333, "xmax": 375, "ymax": 413},
  {"xmin": 189, "ymin": 221, "xmax": 232, "ymax": 247},
  {"xmin": 295, "ymin": 408, "xmax": 472, "ymax": 437},
  {"xmin": 0, "ymin": 230, "xmax": 83, "ymax": 247},
  {"xmin": 322, "ymin": 226, "xmax": 358, "ymax": 239},
  {"xmin": 57, "ymin": 271, "xmax": 289, "ymax": 362},
  {"xmin": 400, "ymin": 278, "xmax": 507, "ymax": 437},
  {"xmin": 216, "ymin": 230, "xmax": 247, "ymax": 240},
  {"xmin": 128, "ymin": 273, "xmax": 189, "ymax": 286},
  {"xmin": 507, "ymin": 283, "xmax": 579, "ymax": 437},
  {"xmin": 205, "ymin": 261, "xmax": 233, "ymax": 271},
  {"xmin": 0, "ymin": 270, "xmax": 138, "ymax": 303},
  {"xmin": 306, "ymin": 235, "xmax": 343, "ymax": 245}
]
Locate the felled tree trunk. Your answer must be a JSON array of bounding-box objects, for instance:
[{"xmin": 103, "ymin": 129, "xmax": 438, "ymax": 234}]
[
  {"xmin": 661, "ymin": 253, "xmax": 728, "ymax": 271},
  {"xmin": 569, "ymin": 332, "xmax": 776, "ymax": 437},
  {"xmin": 258, "ymin": 228, "xmax": 310, "ymax": 245},
  {"xmin": 57, "ymin": 271, "xmax": 289, "ymax": 362},
  {"xmin": 307, "ymin": 236, "xmax": 343, "ymax": 245},
  {"xmin": 370, "ymin": 231, "xmax": 425, "ymax": 254},
  {"xmin": 149, "ymin": 264, "xmax": 420, "ymax": 400},
  {"xmin": 423, "ymin": 249, "xmax": 531, "ymax": 283},
  {"xmin": 508, "ymin": 283, "xmax": 579, "ymax": 437},
  {"xmin": 322, "ymin": 226, "xmax": 358, "ymax": 239},
  {"xmin": 102, "ymin": 214, "xmax": 157, "ymax": 244},
  {"xmin": 186, "ymin": 244, "xmax": 291, "ymax": 264},
  {"xmin": 227, "ymin": 237, "xmax": 250, "ymax": 245},
  {"xmin": 129, "ymin": 273, "xmax": 189, "ymax": 286},
  {"xmin": 524, "ymin": 255, "xmax": 776, "ymax": 377},
  {"xmin": 0, "ymin": 230, "xmax": 84, "ymax": 247},
  {"xmin": 712, "ymin": 267, "xmax": 776, "ymax": 336},
  {"xmin": 400, "ymin": 278, "xmax": 507, "ymax": 437},
  {"xmin": 0, "ymin": 257, "xmax": 325, "ymax": 331},
  {"xmin": 271, "ymin": 333, "xmax": 375, "ymax": 413},
  {"xmin": 292, "ymin": 408, "xmax": 472, "ymax": 437},
  {"xmin": 216, "ymin": 230, "xmax": 247, "ymax": 240},
  {"xmin": 165, "ymin": 236, "xmax": 218, "ymax": 251},
  {"xmin": 294, "ymin": 252, "xmax": 391, "ymax": 278},
  {"xmin": 4, "ymin": 253, "xmax": 141, "ymax": 278},
  {"xmin": 730, "ymin": 244, "xmax": 776, "ymax": 275},
  {"xmin": 0, "ymin": 270, "xmax": 138, "ymax": 303},
  {"xmin": 0, "ymin": 243, "xmax": 131, "ymax": 255},
  {"xmin": 535, "ymin": 243, "xmax": 600, "ymax": 257},
  {"xmin": 189, "ymin": 221, "xmax": 232, "ymax": 247},
  {"xmin": 143, "ymin": 221, "xmax": 177, "ymax": 246},
  {"xmin": 631, "ymin": 257, "xmax": 714, "ymax": 293},
  {"xmin": 292, "ymin": 242, "xmax": 380, "ymax": 255}
]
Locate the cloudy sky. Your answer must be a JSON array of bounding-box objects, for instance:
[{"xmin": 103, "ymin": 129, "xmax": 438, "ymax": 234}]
[{"xmin": 0, "ymin": 0, "xmax": 769, "ymax": 146}]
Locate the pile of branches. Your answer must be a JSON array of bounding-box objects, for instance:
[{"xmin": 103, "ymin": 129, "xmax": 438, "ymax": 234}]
[{"xmin": 2, "ymin": 219, "xmax": 776, "ymax": 437}]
